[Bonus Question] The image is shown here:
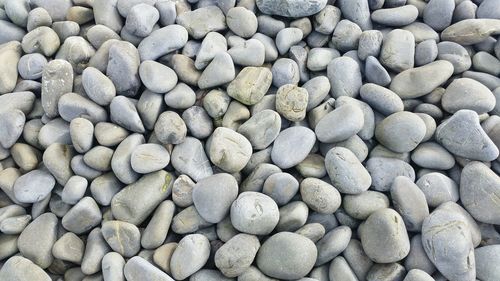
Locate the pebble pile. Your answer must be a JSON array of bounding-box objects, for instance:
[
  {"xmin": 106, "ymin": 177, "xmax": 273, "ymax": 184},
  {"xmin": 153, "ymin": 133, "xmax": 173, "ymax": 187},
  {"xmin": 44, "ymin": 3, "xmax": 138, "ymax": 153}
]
[{"xmin": 0, "ymin": 0, "xmax": 500, "ymax": 281}]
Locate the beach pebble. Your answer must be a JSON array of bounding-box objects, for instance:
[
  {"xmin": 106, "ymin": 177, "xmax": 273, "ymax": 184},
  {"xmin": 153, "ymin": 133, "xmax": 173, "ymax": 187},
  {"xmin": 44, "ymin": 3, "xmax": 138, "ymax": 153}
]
[
  {"xmin": 170, "ymin": 234, "xmax": 210, "ymax": 280},
  {"xmin": 215, "ymin": 233, "xmax": 260, "ymax": 277},
  {"xmin": 193, "ymin": 173, "xmax": 238, "ymax": 223},
  {"xmin": 256, "ymin": 0, "xmax": 327, "ymax": 17},
  {"xmin": 375, "ymin": 111, "xmax": 427, "ymax": 153},
  {"xmin": 325, "ymin": 147, "xmax": 371, "ymax": 194},
  {"xmin": 271, "ymin": 126, "xmax": 316, "ymax": 169},
  {"xmin": 130, "ymin": 144, "xmax": 170, "ymax": 174},
  {"xmin": 101, "ymin": 220, "xmax": 141, "ymax": 257},
  {"xmin": 231, "ymin": 192, "xmax": 279, "ymax": 235}
]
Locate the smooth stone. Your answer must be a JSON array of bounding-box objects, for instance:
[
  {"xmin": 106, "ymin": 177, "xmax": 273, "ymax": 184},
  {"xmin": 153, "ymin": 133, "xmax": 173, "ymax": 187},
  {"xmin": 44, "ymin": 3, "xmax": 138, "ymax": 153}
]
[
  {"xmin": 303, "ymin": 76, "xmax": 331, "ymax": 111},
  {"xmin": 154, "ymin": 111, "xmax": 187, "ymax": 145},
  {"xmin": 0, "ymin": 214, "xmax": 31, "ymax": 234},
  {"xmin": 130, "ymin": 144, "xmax": 170, "ymax": 174},
  {"xmin": 325, "ymin": 147, "xmax": 371, "ymax": 194},
  {"xmin": 81, "ymin": 228, "xmax": 111, "ymax": 275},
  {"xmin": 271, "ymin": 58, "xmax": 300, "ymax": 88},
  {"xmin": 390, "ymin": 60, "xmax": 454, "ymax": 99},
  {"xmin": 441, "ymin": 19, "xmax": 500, "ymax": 45},
  {"xmin": 52, "ymin": 232, "xmax": 85, "ymax": 263},
  {"xmin": 153, "ymin": 243, "xmax": 177, "ymax": 273},
  {"xmin": 327, "ymin": 56, "xmax": 362, "ymax": 98},
  {"xmin": 315, "ymin": 104, "xmax": 364, "ymax": 143},
  {"xmin": 227, "ymin": 7, "xmax": 258, "ymax": 38},
  {"xmin": 227, "ymin": 66, "xmax": 272, "ymax": 105},
  {"xmin": 62, "ymin": 197, "xmax": 102, "ymax": 234},
  {"xmin": 89, "ymin": 173, "xmax": 122, "ymax": 206},
  {"xmin": 21, "ymin": 26, "xmax": 60, "ymax": 57},
  {"xmin": 183, "ymin": 106, "xmax": 214, "ymax": 138},
  {"xmin": 423, "ymin": 0, "xmax": 455, "ymax": 31},
  {"xmin": 0, "ymin": 91, "xmax": 36, "ymax": 115},
  {"xmin": 380, "ymin": 29, "xmax": 415, "ymax": 72},
  {"xmin": 136, "ymin": 90, "xmax": 165, "ymax": 131},
  {"xmin": 176, "ymin": 6, "xmax": 226, "ymax": 39},
  {"xmin": 70, "ymin": 118, "xmax": 94, "ymax": 154},
  {"xmin": 405, "ymin": 234, "xmax": 436, "ymax": 275},
  {"xmin": 61, "ymin": 175, "xmax": 88, "ymax": 205},
  {"xmin": 415, "ymin": 39, "xmax": 438, "ymax": 66},
  {"xmin": 228, "ymin": 38, "xmax": 265, "ymax": 66},
  {"xmin": 170, "ymin": 234, "xmax": 211, "ymax": 280},
  {"xmin": 198, "ymin": 52, "xmax": 235, "ymax": 89},
  {"xmin": 0, "ymin": 110, "xmax": 25, "ymax": 149},
  {"xmin": 328, "ymin": 256, "xmax": 358, "ymax": 281},
  {"xmin": 102, "ymin": 252, "xmax": 126, "ymax": 281},
  {"xmin": 207, "ymin": 127, "xmax": 252, "ymax": 173},
  {"xmin": 106, "ymin": 41, "xmax": 140, "ymax": 96},
  {"xmin": 436, "ymin": 110, "xmax": 499, "ymax": 161},
  {"xmin": 360, "ymin": 83, "xmax": 403, "ymax": 116},
  {"xmin": 262, "ymin": 172, "xmax": 299, "ymax": 206},
  {"xmin": 364, "ymin": 56, "xmax": 391, "ymax": 86},
  {"xmin": 437, "ymin": 41, "xmax": 471, "ymax": 74},
  {"xmin": 475, "ymin": 245, "xmax": 500, "ymax": 281},
  {"xmin": 111, "ymin": 170, "xmax": 174, "ymax": 225},
  {"xmin": 316, "ymin": 226, "xmax": 352, "ymax": 266},
  {"xmin": 101, "ymin": 220, "xmax": 141, "ymax": 257},
  {"xmin": 81, "ymin": 67, "xmax": 116, "ymax": 106},
  {"xmin": 366, "ymin": 157, "xmax": 415, "ymax": 192},
  {"xmin": 138, "ymin": 24, "xmax": 188, "ymax": 61},
  {"xmin": 17, "ymin": 54, "xmax": 47, "ymax": 80},
  {"xmin": 190, "ymin": 269, "xmax": 234, "ymax": 281},
  {"xmin": 17, "ymin": 213, "xmax": 57, "ymax": 269},
  {"xmin": 442, "ymin": 78, "xmax": 495, "ymax": 114},
  {"xmin": 271, "ymin": 126, "xmax": 316, "ymax": 169},
  {"xmin": 295, "ymin": 223, "xmax": 326, "ymax": 243},
  {"xmin": 171, "ymin": 206, "xmax": 211, "ymax": 235},
  {"xmin": 416, "ymin": 172, "xmax": 459, "ymax": 208},
  {"xmin": 41, "ymin": 59, "xmax": 73, "ymax": 118},
  {"xmin": 275, "ymin": 84, "xmax": 308, "ymax": 122},
  {"xmin": 300, "ymin": 177, "xmax": 340, "ymax": 214},
  {"xmin": 473, "ymin": 51, "xmax": 500, "ymax": 76},
  {"xmin": 238, "ymin": 109, "xmax": 281, "ymax": 150},
  {"xmin": 13, "ymin": 169, "xmax": 55, "ymax": 203},
  {"xmin": 141, "ymin": 200, "xmax": 175, "ymax": 249},
  {"xmin": 124, "ymin": 256, "xmax": 174, "ymax": 281},
  {"xmin": 411, "ymin": 142, "xmax": 455, "ymax": 170},
  {"xmin": 230, "ymin": 191, "xmax": 279, "ymax": 235},
  {"xmin": 164, "ymin": 83, "xmax": 196, "ymax": 110},
  {"xmin": 195, "ymin": 32, "xmax": 227, "ymax": 70},
  {"xmin": 0, "ymin": 20, "xmax": 26, "ymax": 45},
  {"xmin": 256, "ymin": 0, "xmax": 327, "ymax": 17},
  {"xmin": 313, "ymin": 5, "xmax": 341, "ymax": 34},
  {"xmin": 306, "ymin": 48, "xmax": 339, "ymax": 71},
  {"xmin": 390, "ymin": 176, "xmax": 429, "ymax": 231},
  {"xmin": 371, "ymin": 5, "xmax": 418, "ymax": 26},
  {"xmin": 171, "ymin": 137, "xmax": 213, "ymax": 182},
  {"xmin": 276, "ymin": 27, "xmax": 302, "ymax": 55},
  {"xmin": 240, "ymin": 163, "xmax": 282, "ymax": 193},
  {"xmin": 375, "ymin": 111, "xmax": 427, "ymax": 153},
  {"xmin": 0, "ymin": 256, "xmax": 51, "ymax": 281},
  {"xmin": 58, "ymin": 93, "xmax": 108, "ymax": 124},
  {"xmin": 215, "ymin": 233, "xmax": 260, "ymax": 277},
  {"xmin": 256, "ymin": 232, "xmax": 317, "ymax": 280},
  {"xmin": 111, "ymin": 133, "xmax": 144, "ymax": 184},
  {"xmin": 421, "ymin": 203, "xmax": 476, "ymax": 281},
  {"xmin": 330, "ymin": 20, "xmax": 361, "ymax": 51},
  {"xmin": 43, "ymin": 143, "xmax": 74, "ymax": 185},
  {"xmin": 110, "ymin": 96, "xmax": 145, "ymax": 133},
  {"xmin": 193, "ymin": 173, "xmax": 238, "ymax": 223},
  {"xmin": 124, "ymin": 3, "xmax": 159, "ymax": 37},
  {"xmin": 94, "ymin": 122, "xmax": 129, "ymax": 147},
  {"xmin": 139, "ymin": 60, "xmax": 178, "ymax": 93},
  {"xmin": 360, "ymin": 208, "xmax": 410, "ymax": 263},
  {"xmin": 460, "ymin": 162, "xmax": 500, "ymax": 224}
]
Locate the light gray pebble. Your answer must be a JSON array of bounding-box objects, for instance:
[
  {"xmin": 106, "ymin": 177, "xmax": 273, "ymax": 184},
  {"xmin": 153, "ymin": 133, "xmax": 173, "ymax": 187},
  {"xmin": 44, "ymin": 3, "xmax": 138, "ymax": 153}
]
[
  {"xmin": 139, "ymin": 60, "xmax": 178, "ymax": 93},
  {"xmin": 141, "ymin": 200, "xmax": 175, "ymax": 250},
  {"xmin": 256, "ymin": 232, "xmax": 317, "ymax": 280},
  {"xmin": 110, "ymin": 96, "xmax": 144, "ymax": 133},
  {"xmin": 442, "ymin": 77, "xmax": 495, "ymax": 114},
  {"xmin": 271, "ymin": 126, "xmax": 316, "ymax": 169},
  {"xmin": 136, "ymin": 90, "xmax": 165, "ymax": 130},
  {"xmin": 17, "ymin": 53, "xmax": 47, "ymax": 80},
  {"xmin": 52, "ymin": 232, "xmax": 85, "ymax": 263},
  {"xmin": 111, "ymin": 170, "xmax": 174, "ymax": 225},
  {"xmin": 171, "ymin": 137, "xmax": 213, "ymax": 182},
  {"xmin": 156, "ymin": 0, "xmax": 176, "ymax": 26},
  {"xmin": 21, "ymin": 26, "xmax": 60, "ymax": 57},
  {"xmin": 215, "ymin": 233, "xmax": 260, "ymax": 277},
  {"xmin": 17, "ymin": 212, "xmax": 57, "ymax": 268},
  {"xmin": 275, "ymin": 27, "xmax": 302, "ymax": 55},
  {"xmin": 316, "ymin": 226, "xmax": 351, "ymax": 266},
  {"xmin": 325, "ymin": 147, "xmax": 371, "ymax": 194},
  {"xmin": 231, "ymin": 191, "xmax": 279, "ymax": 235},
  {"xmin": 343, "ymin": 191, "xmax": 389, "ymax": 220},
  {"xmin": 473, "ymin": 51, "xmax": 500, "ymax": 76},
  {"xmin": 227, "ymin": 66, "xmax": 272, "ymax": 105},
  {"xmin": 207, "ymin": 127, "xmax": 252, "ymax": 173},
  {"xmin": 195, "ymin": 32, "xmax": 227, "ymax": 70},
  {"xmin": 271, "ymin": 58, "xmax": 300, "ymax": 88},
  {"xmin": 331, "ymin": 20, "xmax": 362, "ymax": 52},
  {"xmin": 155, "ymin": 111, "xmax": 187, "ymax": 145},
  {"xmin": 390, "ymin": 176, "xmax": 429, "ymax": 231},
  {"xmin": 51, "ymin": 21, "xmax": 80, "ymax": 42},
  {"xmin": 436, "ymin": 109, "xmax": 499, "ymax": 161},
  {"xmin": 416, "ymin": 172, "xmax": 459, "ymax": 208},
  {"xmin": 423, "ymin": 0, "xmax": 455, "ymax": 31},
  {"xmin": 228, "ymin": 38, "xmax": 266, "ymax": 66},
  {"xmin": 0, "ymin": 214, "xmax": 30, "ymax": 234},
  {"xmin": 58, "ymin": 93, "xmax": 108, "ymax": 124},
  {"xmin": 306, "ymin": 48, "xmax": 339, "ymax": 72},
  {"xmin": 0, "ymin": 110, "xmax": 25, "ymax": 149},
  {"xmin": 82, "ymin": 67, "xmax": 116, "ymax": 106},
  {"xmin": 316, "ymin": 104, "xmax": 364, "ymax": 143},
  {"xmin": 262, "ymin": 172, "xmax": 299, "ymax": 206},
  {"xmin": 101, "ymin": 252, "xmax": 125, "ymax": 281},
  {"xmin": 86, "ymin": 25, "xmax": 121, "ymax": 49},
  {"xmin": 62, "ymin": 196, "xmax": 101, "ymax": 234},
  {"xmin": 303, "ymin": 76, "xmax": 331, "ymax": 111},
  {"xmin": 43, "ymin": 143, "xmax": 74, "ymax": 185},
  {"xmin": 375, "ymin": 111, "xmax": 426, "ymax": 153},
  {"xmin": 358, "ymin": 30, "xmax": 383, "ymax": 60},
  {"xmin": 313, "ymin": 5, "xmax": 340, "ymax": 35},
  {"xmin": 371, "ymin": 5, "xmax": 418, "ymax": 26},
  {"xmin": 41, "ymin": 59, "xmax": 73, "ymax": 118},
  {"xmin": 256, "ymin": 0, "xmax": 327, "ymax": 17},
  {"xmin": 463, "ymin": 70, "xmax": 500, "ymax": 90},
  {"xmin": 170, "ymin": 234, "xmax": 210, "ymax": 280},
  {"xmin": 380, "ymin": 29, "xmax": 415, "ymax": 72},
  {"xmin": 275, "ymin": 84, "xmax": 308, "ymax": 122},
  {"xmin": 202, "ymin": 89, "xmax": 231, "ymax": 119},
  {"xmin": 365, "ymin": 56, "xmax": 391, "ymax": 86},
  {"xmin": 192, "ymin": 173, "xmax": 238, "ymax": 223},
  {"xmin": 26, "ymin": 7, "xmax": 52, "ymax": 32},
  {"xmin": 441, "ymin": 19, "xmax": 500, "ymax": 45},
  {"xmin": 102, "ymin": 220, "xmax": 141, "ymax": 257},
  {"xmin": 171, "ymin": 206, "xmax": 211, "ymax": 235},
  {"xmin": 124, "ymin": 4, "xmax": 159, "ymax": 37},
  {"xmin": 327, "ymin": 56, "xmax": 362, "ymax": 98},
  {"xmin": 61, "ymin": 175, "xmax": 87, "ymax": 205},
  {"xmin": 111, "ymin": 133, "xmax": 144, "ymax": 184},
  {"xmin": 238, "ymin": 109, "xmax": 281, "ymax": 150},
  {"xmin": 55, "ymin": 36, "xmax": 95, "ymax": 74},
  {"xmin": 460, "ymin": 162, "xmax": 500, "ymax": 224},
  {"xmin": 0, "ymin": 256, "xmax": 51, "ymax": 281},
  {"xmin": 131, "ymin": 143, "xmax": 170, "ymax": 174},
  {"xmin": 437, "ymin": 41, "xmax": 472, "ymax": 74},
  {"xmin": 13, "ymin": 169, "xmax": 55, "ymax": 204},
  {"xmin": 366, "ymin": 157, "xmax": 415, "ymax": 192},
  {"xmin": 241, "ymin": 162, "xmax": 281, "ymax": 192},
  {"xmin": 227, "ymin": 7, "xmax": 257, "ymax": 38},
  {"xmin": 360, "ymin": 208, "xmax": 410, "ymax": 263},
  {"xmin": 415, "ymin": 39, "xmax": 438, "ymax": 66},
  {"xmin": 367, "ymin": 263, "xmax": 407, "ymax": 281},
  {"xmin": 163, "ymin": 83, "xmax": 196, "ymax": 109},
  {"xmin": 106, "ymin": 41, "xmax": 140, "ymax": 96},
  {"xmin": 177, "ymin": 6, "xmax": 226, "ymax": 39},
  {"xmin": 360, "ymin": 83, "xmax": 404, "ymax": 116},
  {"xmin": 94, "ymin": 122, "xmax": 129, "ymax": 147},
  {"xmin": 198, "ymin": 52, "xmax": 235, "ymax": 89},
  {"xmin": 405, "ymin": 234, "xmax": 436, "ymax": 275},
  {"xmin": 411, "ymin": 142, "xmax": 455, "ymax": 170}
]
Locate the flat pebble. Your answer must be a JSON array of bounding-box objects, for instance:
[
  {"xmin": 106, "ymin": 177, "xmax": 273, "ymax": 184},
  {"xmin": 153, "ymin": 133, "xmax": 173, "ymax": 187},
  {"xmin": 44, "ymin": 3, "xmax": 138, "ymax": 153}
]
[
  {"xmin": 271, "ymin": 126, "xmax": 316, "ymax": 169},
  {"xmin": 325, "ymin": 147, "xmax": 371, "ymax": 194},
  {"xmin": 193, "ymin": 173, "xmax": 238, "ymax": 223},
  {"xmin": 170, "ymin": 234, "xmax": 210, "ymax": 280},
  {"xmin": 231, "ymin": 191, "xmax": 279, "ymax": 235}
]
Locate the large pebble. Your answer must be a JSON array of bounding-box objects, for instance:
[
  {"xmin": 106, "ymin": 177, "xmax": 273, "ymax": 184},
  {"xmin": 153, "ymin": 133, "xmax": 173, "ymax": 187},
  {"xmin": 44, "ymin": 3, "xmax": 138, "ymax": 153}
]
[
  {"xmin": 138, "ymin": 25, "xmax": 188, "ymax": 61},
  {"xmin": 441, "ymin": 19, "xmax": 500, "ymax": 45},
  {"xmin": 316, "ymin": 104, "xmax": 364, "ymax": 143},
  {"xmin": 101, "ymin": 220, "xmax": 141, "ymax": 257},
  {"xmin": 130, "ymin": 143, "xmax": 170, "ymax": 174},
  {"xmin": 17, "ymin": 213, "xmax": 57, "ymax": 268},
  {"xmin": 366, "ymin": 157, "xmax": 415, "ymax": 192},
  {"xmin": 327, "ymin": 57, "xmax": 362, "ymax": 98},
  {"xmin": 139, "ymin": 60, "xmax": 178, "ymax": 93},
  {"xmin": 13, "ymin": 169, "xmax": 55, "ymax": 203},
  {"xmin": 256, "ymin": 232, "xmax": 317, "ymax": 280},
  {"xmin": 62, "ymin": 197, "xmax": 102, "ymax": 234},
  {"xmin": 230, "ymin": 191, "xmax": 279, "ymax": 235},
  {"xmin": 227, "ymin": 66, "xmax": 272, "ymax": 105},
  {"xmin": 238, "ymin": 110, "xmax": 281, "ymax": 150},
  {"xmin": 41, "ymin": 59, "xmax": 73, "ymax": 118},
  {"xmin": 475, "ymin": 245, "xmax": 500, "ymax": 281},
  {"xmin": 171, "ymin": 137, "xmax": 213, "ymax": 182},
  {"xmin": 256, "ymin": 0, "xmax": 327, "ymax": 17},
  {"xmin": 275, "ymin": 84, "xmax": 308, "ymax": 122},
  {"xmin": 380, "ymin": 29, "xmax": 415, "ymax": 72},
  {"xmin": 0, "ymin": 256, "xmax": 51, "ymax": 281},
  {"xmin": 193, "ymin": 173, "xmax": 238, "ymax": 223},
  {"xmin": 177, "ymin": 6, "xmax": 226, "ymax": 39},
  {"xmin": 375, "ymin": 111, "xmax": 427, "ymax": 153},
  {"xmin": 215, "ymin": 233, "xmax": 260, "ymax": 277},
  {"xmin": 124, "ymin": 256, "xmax": 174, "ymax": 281},
  {"xmin": 271, "ymin": 126, "xmax": 316, "ymax": 169},
  {"xmin": 441, "ymin": 78, "xmax": 495, "ymax": 114},
  {"xmin": 325, "ymin": 147, "xmax": 371, "ymax": 194},
  {"xmin": 207, "ymin": 127, "xmax": 252, "ymax": 173},
  {"xmin": 170, "ymin": 234, "xmax": 211, "ymax": 280}
]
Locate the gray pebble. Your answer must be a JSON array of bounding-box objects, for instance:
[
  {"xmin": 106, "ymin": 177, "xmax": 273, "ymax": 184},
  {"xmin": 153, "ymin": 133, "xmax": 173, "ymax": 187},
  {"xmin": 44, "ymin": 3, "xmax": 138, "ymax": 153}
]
[
  {"xmin": 0, "ymin": 110, "xmax": 25, "ymax": 149},
  {"xmin": 437, "ymin": 41, "xmax": 472, "ymax": 74},
  {"xmin": 51, "ymin": 21, "xmax": 80, "ymax": 42},
  {"xmin": 111, "ymin": 170, "xmax": 174, "ymax": 225},
  {"xmin": 177, "ymin": 6, "xmax": 226, "ymax": 39},
  {"xmin": 276, "ymin": 27, "xmax": 302, "ymax": 55},
  {"xmin": 82, "ymin": 67, "xmax": 116, "ymax": 106},
  {"xmin": 475, "ymin": 244, "xmax": 500, "ymax": 281},
  {"xmin": 81, "ymin": 228, "xmax": 110, "ymax": 275},
  {"xmin": 331, "ymin": 20, "xmax": 362, "ymax": 52},
  {"xmin": 131, "ymin": 143, "xmax": 170, "ymax": 174},
  {"xmin": 338, "ymin": 0, "xmax": 372, "ymax": 30},
  {"xmin": 89, "ymin": 173, "xmax": 122, "ymax": 206},
  {"xmin": 405, "ymin": 234, "xmax": 436, "ymax": 275},
  {"xmin": 316, "ymin": 226, "xmax": 351, "ymax": 266},
  {"xmin": 69, "ymin": 118, "xmax": 93, "ymax": 155},
  {"xmin": 256, "ymin": 232, "xmax": 317, "ymax": 280},
  {"xmin": 423, "ymin": 0, "xmax": 455, "ymax": 31},
  {"xmin": 107, "ymin": 41, "xmax": 141, "ymax": 97},
  {"xmin": 58, "ymin": 93, "xmax": 108, "ymax": 124},
  {"xmin": 18, "ymin": 212, "xmax": 57, "ymax": 268},
  {"xmin": 360, "ymin": 83, "xmax": 404, "ymax": 116},
  {"xmin": 328, "ymin": 256, "xmax": 358, "ymax": 281},
  {"xmin": 198, "ymin": 52, "xmax": 235, "ymax": 89},
  {"xmin": 139, "ymin": 60, "xmax": 177, "ymax": 93},
  {"xmin": 366, "ymin": 157, "xmax": 415, "ymax": 192},
  {"xmin": 380, "ymin": 29, "xmax": 415, "ymax": 72},
  {"xmin": 21, "ymin": 26, "xmax": 60, "ymax": 57},
  {"xmin": 102, "ymin": 220, "xmax": 141, "ymax": 257},
  {"xmin": 62, "ymin": 196, "xmax": 102, "ymax": 234},
  {"xmin": 316, "ymin": 104, "xmax": 364, "ymax": 143},
  {"xmin": 257, "ymin": 15, "xmax": 285, "ymax": 37},
  {"xmin": 231, "ymin": 191, "xmax": 279, "ymax": 235},
  {"xmin": 164, "ymin": 83, "xmax": 196, "ymax": 110},
  {"xmin": 171, "ymin": 137, "xmax": 213, "ymax": 182},
  {"xmin": 227, "ymin": 7, "xmax": 258, "ymax": 38},
  {"xmin": 110, "ymin": 96, "xmax": 144, "ymax": 133},
  {"xmin": 306, "ymin": 48, "xmax": 339, "ymax": 72},
  {"xmin": 275, "ymin": 84, "xmax": 308, "ymax": 122},
  {"xmin": 421, "ymin": 202, "xmax": 476, "ymax": 281},
  {"xmin": 0, "ymin": 256, "xmax": 51, "ymax": 281},
  {"xmin": 390, "ymin": 176, "xmax": 429, "ymax": 231},
  {"xmin": 141, "ymin": 200, "xmax": 175, "ymax": 249},
  {"xmin": 136, "ymin": 90, "xmax": 165, "ymax": 131},
  {"xmin": 416, "ymin": 172, "xmax": 458, "ymax": 208},
  {"xmin": 375, "ymin": 111, "xmax": 427, "ymax": 153},
  {"xmin": 365, "ymin": 56, "xmax": 391, "ymax": 86},
  {"xmin": 473, "ymin": 51, "xmax": 500, "ymax": 76},
  {"xmin": 313, "ymin": 5, "xmax": 340, "ymax": 34},
  {"xmin": 276, "ymin": 201, "xmax": 309, "ymax": 232},
  {"xmin": 124, "ymin": 4, "xmax": 159, "ymax": 37},
  {"xmin": 94, "ymin": 122, "xmax": 129, "ymax": 147},
  {"xmin": 415, "ymin": 39, "xmax": 438, "ymax": 66},
  {"xmin": 360, "ymin": 208, "xmax": 410, "ymax": 263},
  {"xmin": 41, "ymin": 59, "xmax": 73, "ymax": 118},
  {"xmin": 0, "ymin": 214, "xmax": 30, "ymax": 234},
  {"xmin": 43, "ymin": 143, "xmax": 74, "ymax": 185},
  {"xmin": 208, "ymin": 127, "xmax": 252, "ymax": 173},
  {"xmin": 411, "ymin": 142, "xmax": 455, "ymax": 170},
  {"xmin": 86, "ymin": 25, "xmax": 121, "ymax": 49},
  {"xmin": 26, "ymin": 8, "xmax": 51, "ymax": 32},
  {"xmin": 215, "ymin": 233, "xmax": 260, "ymax": 277},
  {"xmin": 195, "ymin": 32, "xmax": 227, "ymax": 70},
  {"xmin": 193, "ymin": 173, "xmax": 238, "ymax": 223},
  {"xmin": 271, "ymin": 126, "xmax": 316, "ymax": 169},
  {"xmin": 327, "ymin": 56, "xmax": 362, "ymax": 98},
  {"xmin": 460, "ymin": 162, "xmax": 500, "ymax": 224},
  {"xmin": 367, "ymin": 263, "xmax": 407, "ymax": 281},
  {"xmin": 227, "ymin": 66, "xmax": 272, "ymax": 105},
  {"xmin": 441, "ymin": 19, "xmax": 500, "ymax": 45},
  {"xmin": 271, "ymin": 58, "xmax": 300, "ymax": 88},
  {"xmin": 436, "ymin": 109, "xmax": 499, "ymax": 161},
  {"xmin": 61, "ymin": 175, "xmax": 87, "ymax": 205},
  {"xmin": 52, "ymin": 232, "xmax": 85, "ymax": 263},
  {"xmin": 358, "ymin": 30, "xmax": 383, "ymax": 60},
  {"xmin": 111, "ymin": 134, "xmax": 145, "ymax": 184},
  {"xmin": 13, "ymin": 169, "xmax": 55, "ymax": 204},
  {"xmin": 101, "ymin": 252, "xmax": 125, "ymax": 281},
  {"xmin": 238, "ymin": 110, "xmax": 280, "ymax": 150},
  {"xmin": 256, "ymin": 0, "xmax": 327, "ymax": 17},
  {"xmin": 262, "ymin": 172, "xmax": 299, "ymax": 206},
  {"xmin": 17, "ymin": 53, "xmax": 47, "ymax": 80},
  {"xmin": 343, "ymin": 191, "xmax": 390, "ymax": 220},
  {"xmin": 170, "ymin": 234, "xmax": 211, "ymax": 280},
  {"xmin": 371, "ymin": 5, "xmax": 418, "ymax": 27},
  {"xmin": 303, "ymin": 76, "xmax": 331, "ymax": 111},
  {"xmin": 325, "ymin": 147, "xmax": 371, "ymax": 194},
  {"xmin": 171, "ymin": 205, "xmax": 211, "ymax": 235},
  {"xmin": 155, "ymin": 111, "xmax": 187, "ymax": 145},
  {"xmin": 442, "ymin": 77, "xmax": 495, "ymax": 114}
]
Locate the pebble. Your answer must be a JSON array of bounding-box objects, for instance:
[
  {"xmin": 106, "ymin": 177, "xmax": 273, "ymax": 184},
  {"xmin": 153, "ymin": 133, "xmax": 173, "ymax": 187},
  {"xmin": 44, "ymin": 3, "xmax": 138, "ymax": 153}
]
[
  {"xmin": 411, "ymin": 142, "xmax": 455, "ymax": 170},
  {"xmin": 170, "ymin": 234, "xmax": 210, "ymax": 280},
  {"xmin": 271, "ymin": 58, "xmax": 300, "ymax": 88},
  {"xmin": 380, "ymin": 29, "xmax": 415, "ymax": 72},
  {"xmin": 215, "ymin": 233, "xmax": 260, "ymax": 277},
  {"xmin": 198, "ymin": 52, "xmax": 235, "ymax": 89},
  {"xmin": 101, "ymin": 220, "xmax": 141, "ymax": 257},
  {"xmin": 416, "ymin": 172, "xmax": 459, "ymax": 208},
  {"xmin": 238, "ymin": 109, "xmax": 281, "ymax": 150},
  {"xmin": 441, "ymin": 19, "xmax": 500, "ymax": 45},
  {"xmin": 17, "ymin": 212, "xmax": 58, "ymax": 268},
  {"xmin": 366, "ymin": 157, "xmax": 416, "ymax": 192},
  {"xmin": 423, "ymin": 0, "xmax": 455, "ymax": 31},
  {"xmin": 316, "ymin": 226, "xmax": 351, "ymax": 266},
  {"xmin": 207, "ymin": 127, "xmax": 252, "ymax": 173},
  {"xmin": 177, "ymin": 6, "xmax": 226, "ymax": 39},
  {"xmin": 227, "ymin": 7, "xmax": 257, "ymax": 38},
  {"xmin": 436, "ymin": 110, "xmax": 499, "ymax": 161},
  {"xmin": 193, "ymin": 173, "xmax": 238, "ymax": 223},
  {"xmin": 375, "ymin": 111, "xmax": 427, "ymax": 153},
  {"xmin": 271, "ymin": 126, "xmax": 316, "ymax": 169},
  {"xmin": 13, "ymin": 169, "xmax": 55, "ymax": 203},
  {"xmin": 0, "ymin": 256, "xmax": 51, "ymax": 281},
  {"xmin": 62, "ymin": 197, "xmax": 102, "ymax": 234},
  {"xmin": 343, "ymin": 191, "xmax": 389, "ymax": 220},
  {"xmin": 331, "ymin": 20, "xmax": 362, "ymax": 52},
  {"xmin": 164, "ymin": 83, "xmax": 197, "ymax": 110},
  {"xmin": 171, "ymin": 137, "xmax": 213, "ymax": 182},
  {"xmin": 154, "ymin": 111, "xmax": 187, "ymax": 145},
  {"xmin": 262, "ymin": 172, "xmax": 299, "ymax": 206},
  {"xmin": 124, "ymin": 4, "xmax": 159, "ymax": 37},
  {"xmin": 256, "ymin": 0, "xmax": 327, "ymax": 17},
  {"xmin": 325, "ymin": 147, "xmax": 371, "ymax": 194},
  {"xmin": 256, "ymin": 232, "xmax": 317, "ymax": 280},
  {"xmin": 316, "ymin": 104, "xmax": 364, "ymax": 143},
  {"xmin": 275, "ymin": 84, "xmax": 308, "ymax": 122},
  {"xmin": 141, "ymin": 200, "xmax": 175, "ymax": 249},
  {"xmin": 41, "ymin": 59, "xmax": 73, "ymax": 118},
  {"xmin": 230, "ymin": 191, "xmax": 279, "ymax": 235},
  {"xmin": 371, "ymin": 5, "xmax": 418, "ymax": 27},
  {"xmin": 437, "ymin": 41, "xmax": 471, "ymax": 74},
  {"xmin": 441, "ymin": 78, "xmax": 495, "ymax": 114},
  {"xmin": 227, "ymin": 67, "xmax": 272, "ymax": 105},
  {"xmin": 415, "ymin": 40, "xmax": 438, "ymax": 67},
  {"xmin": 124, "ymin": 256, "xmax": 174, "ymax": 281},
  {"xmin": 130, "ymin": 143, "xmax": 170, "ymax": 174},
  {"xmin": 52, "ymin": 232, "xmax": 84, "ymax": 263},
  {"xmin": 139, "ymin": 60, "xmax": 178, "ymax": 93},
  {"xmin": 138, "ymin": 25, "xmax": 188, "ymax": 61},
  {"xmin": 390, "ymin": 176, "xmax": 429, "ymax": 231},
  {"xmin": 475, "ymin": 245, "xmax": 500, "ymax": 281},
  {"xmin": 327, "ymin": 56, "xmax": 362, "ymax": 98},
  {"xmin": 364, "ymin": 56, "xmax": 391, "ymax": 86}
]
